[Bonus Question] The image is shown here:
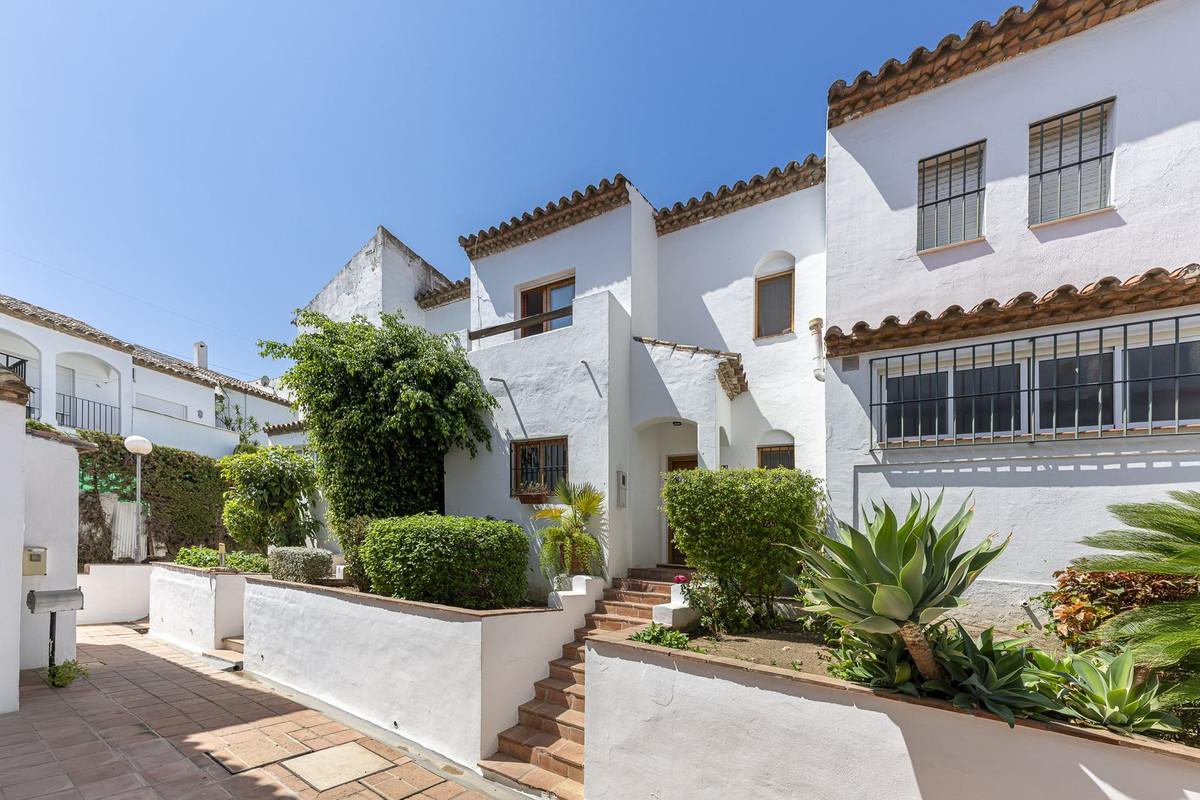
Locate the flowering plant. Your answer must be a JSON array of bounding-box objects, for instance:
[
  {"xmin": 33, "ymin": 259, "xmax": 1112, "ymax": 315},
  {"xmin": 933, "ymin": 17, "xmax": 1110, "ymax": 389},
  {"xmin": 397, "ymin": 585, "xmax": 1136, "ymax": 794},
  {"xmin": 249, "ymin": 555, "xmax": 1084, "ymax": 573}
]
[{"xmin": 674, "ymin": 574, "xmax": 690, "ymax": 584}]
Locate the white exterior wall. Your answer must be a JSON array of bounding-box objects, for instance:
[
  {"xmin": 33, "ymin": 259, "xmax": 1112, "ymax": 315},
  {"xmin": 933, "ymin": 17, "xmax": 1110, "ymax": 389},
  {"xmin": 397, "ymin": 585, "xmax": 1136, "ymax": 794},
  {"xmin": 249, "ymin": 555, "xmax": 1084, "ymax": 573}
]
[
  {"xmin": 148, "ymin": 565, "xmax": 248, "ymax": 653},
  {"xmin": 0, "ymin": 396, "xmax": 25, "ymax": 712},
  {"xmin": 76, "ymin": 564, "xmax": 153, "ymax": 625},
  {"xmin": 657, "ymin": 185, "xmax": 827, "ymax": 476},
  {"xmin": 823, "ymin": 0, "xmax": 1200, "ymax": 620},
  {"xmin": 20, "ymin": 435, "xmax": 80, "ymax": 670},
  {"xmin": 445, "ymin": 291, "xmax": 625, "ymax": 583},
  {"xmin": 585, "ymin": 639, "xmax": 1200, "ymax": 800},
  {"xmin": 243, "ymin": 576, "xmax": 603, "ymax": 770},
  {"xmin": 825, "ymin": 0, "xmax": 1200, "ymax": 329}
]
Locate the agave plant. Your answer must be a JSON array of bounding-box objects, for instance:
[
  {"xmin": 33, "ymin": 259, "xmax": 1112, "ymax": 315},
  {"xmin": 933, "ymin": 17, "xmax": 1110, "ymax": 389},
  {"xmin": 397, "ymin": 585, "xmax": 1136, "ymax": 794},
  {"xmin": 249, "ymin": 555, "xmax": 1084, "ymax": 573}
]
[
  {"xmin": 792, "ymin": 492, "xmax": 1009, "ymax": 680},
  {"xmin": 1073, "ymin": 491, "xmax": 1200, "ymax": 669},
  {"xmin": 1031, "ymin": 648, "xmax": 1182, "ymax": 735},
  {"xmin": 925, "ymin": 622, "xmax": 1066, "ymax": 727},
  {"xmin": 829, "ymin": 631, "xmax": 919, "ymax": 696},
  {"xmin": 534, "ymin": 482, "xmax": 605, "ymax": 581}
]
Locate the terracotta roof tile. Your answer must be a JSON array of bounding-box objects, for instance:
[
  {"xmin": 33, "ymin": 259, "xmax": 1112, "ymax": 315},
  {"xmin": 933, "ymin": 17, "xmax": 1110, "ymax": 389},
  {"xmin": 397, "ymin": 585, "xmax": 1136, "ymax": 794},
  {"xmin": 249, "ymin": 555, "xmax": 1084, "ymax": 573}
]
[
  {"xmin": 415, "ymin": 277, "xmax": 470, "ymax": 310},
  {"xmin": 459, "ymin": 175, "xmax": 631, "ymax": 260},
  {"xmin": 0, "ymin": 293, "xmax": 290, "ymax": 405},
  {"xmin": 827, "ymin": 0, "xmax": 1159, "ymax": 128},
  {"xmin": 824, "ymin": 264, "xmax": 1200, "ymax": 356},
  {"xmin": 634, "ymin": 336, "xmax": 748, "ymax": 399},
  {"xmin": 655, "ymin": 156, "xmax": 825, "ymax": 236},
  {"xmin": 263, "ymin": 419, "xmax": 305, "ymax": 436}
]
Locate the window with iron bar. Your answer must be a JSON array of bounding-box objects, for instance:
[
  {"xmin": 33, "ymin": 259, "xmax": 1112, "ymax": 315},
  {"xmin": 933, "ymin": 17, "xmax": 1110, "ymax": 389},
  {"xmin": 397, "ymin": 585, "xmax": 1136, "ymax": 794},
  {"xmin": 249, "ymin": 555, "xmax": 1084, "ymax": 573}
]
[
  {"xmin": 868, "ymin": 312, "xmax": 1200, "ymax": 449},
  {"xmin": 1029, "ymin": 99, "xmax": 1114, "ymax": 225},
  {"xmin": 511, "ymin": 437, "xmax": 569, "ymax": 496},
  {"xmin": 757, "ymin": 445, "xmax": 796, "ymax": 469},
  {"xmin": 917, "ymin": 141, "xmax": 985, "ymax": 251}
]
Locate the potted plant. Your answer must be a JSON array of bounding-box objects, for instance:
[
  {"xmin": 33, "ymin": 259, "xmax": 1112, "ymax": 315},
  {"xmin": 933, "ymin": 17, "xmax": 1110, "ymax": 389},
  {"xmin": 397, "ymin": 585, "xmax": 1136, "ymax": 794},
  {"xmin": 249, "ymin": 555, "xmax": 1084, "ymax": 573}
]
[
  {"xmin": 515, "ymin": 481, "xmax": 550, "ymax": 505},
  {"xmin": 534, "ymin": 482, "xmax": 604, "ymax": 590}
]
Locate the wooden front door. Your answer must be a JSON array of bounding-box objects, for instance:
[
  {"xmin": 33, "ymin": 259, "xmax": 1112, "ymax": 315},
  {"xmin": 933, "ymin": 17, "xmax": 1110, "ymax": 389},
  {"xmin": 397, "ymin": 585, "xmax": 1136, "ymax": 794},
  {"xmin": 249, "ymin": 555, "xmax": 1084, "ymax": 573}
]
[{"xmin": 665, "ymin": 455, "xmax": 698, "ymax": 565}]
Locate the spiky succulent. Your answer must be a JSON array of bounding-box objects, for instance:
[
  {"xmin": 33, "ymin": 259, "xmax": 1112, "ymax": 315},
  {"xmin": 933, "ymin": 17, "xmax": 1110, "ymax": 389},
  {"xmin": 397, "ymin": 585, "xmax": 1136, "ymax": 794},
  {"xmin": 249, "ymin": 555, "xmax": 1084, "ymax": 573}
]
[
  {"xmin": 1031, "ymin": 648, "xmax": 1182, "ymax": 735},
  {"xmin": 794, "ymin": 492, "xmax": 1009, "ymax": 636}
]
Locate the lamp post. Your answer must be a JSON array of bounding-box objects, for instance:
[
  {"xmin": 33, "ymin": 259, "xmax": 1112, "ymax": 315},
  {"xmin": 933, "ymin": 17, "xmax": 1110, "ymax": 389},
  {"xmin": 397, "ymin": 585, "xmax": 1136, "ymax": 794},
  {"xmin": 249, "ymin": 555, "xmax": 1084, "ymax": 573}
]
[{"xmin": 123, "ymin": 435, "xmax": 153, "ymax": 561}]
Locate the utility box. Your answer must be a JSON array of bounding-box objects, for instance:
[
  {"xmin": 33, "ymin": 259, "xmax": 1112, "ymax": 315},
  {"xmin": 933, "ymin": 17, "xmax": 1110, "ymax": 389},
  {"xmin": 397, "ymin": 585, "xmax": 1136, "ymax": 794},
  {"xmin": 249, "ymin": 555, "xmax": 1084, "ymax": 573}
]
[{"xmin": 22, "ymin": 546, "xmax": 47, "ymax": 577}]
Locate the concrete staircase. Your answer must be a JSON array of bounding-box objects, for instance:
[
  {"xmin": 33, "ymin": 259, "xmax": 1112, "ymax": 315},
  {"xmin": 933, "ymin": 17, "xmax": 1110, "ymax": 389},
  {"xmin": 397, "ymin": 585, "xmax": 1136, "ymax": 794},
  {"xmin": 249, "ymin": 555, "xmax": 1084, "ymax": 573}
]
[{"xmin": 480, "ymin": 567, "xmax": 690, "ymax": 799}]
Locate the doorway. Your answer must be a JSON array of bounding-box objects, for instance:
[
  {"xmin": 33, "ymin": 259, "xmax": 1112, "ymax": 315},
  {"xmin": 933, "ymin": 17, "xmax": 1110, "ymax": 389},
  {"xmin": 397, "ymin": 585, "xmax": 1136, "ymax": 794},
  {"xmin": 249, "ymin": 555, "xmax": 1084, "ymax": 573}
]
[{"xmin": 665, "ymin": 454, "xmax": 697, "ymax": 565}]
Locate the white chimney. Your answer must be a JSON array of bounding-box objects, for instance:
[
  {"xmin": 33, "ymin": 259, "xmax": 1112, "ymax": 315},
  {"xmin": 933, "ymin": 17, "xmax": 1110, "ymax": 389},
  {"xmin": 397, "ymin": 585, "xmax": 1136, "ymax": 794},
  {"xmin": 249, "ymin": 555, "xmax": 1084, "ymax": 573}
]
[{"xmin": 193, "ymin": 341, "xmax": 208, "ymax": 370}]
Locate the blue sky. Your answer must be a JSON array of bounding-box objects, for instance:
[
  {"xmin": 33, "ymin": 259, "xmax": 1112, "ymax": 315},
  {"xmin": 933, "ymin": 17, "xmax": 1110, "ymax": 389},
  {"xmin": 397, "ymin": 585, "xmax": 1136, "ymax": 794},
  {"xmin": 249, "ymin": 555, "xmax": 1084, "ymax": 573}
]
[{"xmin": 1, "ymin": 0, "xmax": 1005, "ymax": 380}]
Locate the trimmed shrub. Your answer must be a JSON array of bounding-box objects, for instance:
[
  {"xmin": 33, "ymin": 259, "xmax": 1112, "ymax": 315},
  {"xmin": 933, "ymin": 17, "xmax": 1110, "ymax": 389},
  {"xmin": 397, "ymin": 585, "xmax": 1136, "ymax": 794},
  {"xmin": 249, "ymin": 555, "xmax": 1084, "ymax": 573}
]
[
  {"xmin": 174, "ymin": 546, "xmax": 269, "ymax": 573},
  {"xmin": 330, "ymin": 515, "xmax": 374, "ymax": 592},
  {"xmin": 78, "ymin": 431, "xmax": 225, "ymax": 562},
  {"xmin": 661, "ymin": 467, "xmax": 823, "ymax": 627},
  {"xmin": 219, "ymin": 446, "xmax": 319, "ymax": 552},
  {"xmin": 361, "ymin": 515, "xmax": 528, "ymax": 609},
  {"xmin": 269, "ymin": 547, "xmax": 333, "ymax": 584}
]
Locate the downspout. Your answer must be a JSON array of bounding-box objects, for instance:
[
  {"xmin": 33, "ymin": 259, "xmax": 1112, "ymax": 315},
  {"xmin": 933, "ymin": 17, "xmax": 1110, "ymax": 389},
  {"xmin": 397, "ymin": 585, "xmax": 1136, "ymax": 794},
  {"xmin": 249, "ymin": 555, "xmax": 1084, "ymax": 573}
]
[{"xmin": 809, "ymin": 318, "xmax": 826, "ymax": 382}]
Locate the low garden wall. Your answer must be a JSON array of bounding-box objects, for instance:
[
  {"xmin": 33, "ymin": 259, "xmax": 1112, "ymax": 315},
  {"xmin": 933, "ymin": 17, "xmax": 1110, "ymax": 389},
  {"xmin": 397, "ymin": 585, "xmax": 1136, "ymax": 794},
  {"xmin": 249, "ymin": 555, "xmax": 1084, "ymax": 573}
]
[
  {"xmin": 77, "ymin": 563, "xmax": 153, "ymax": 625},
  {"xmin": 584, "ymin": 634, "xmax": 1200, "ymax": 800},
  {"xmin": 148, "ymin": 563, "xmax": 251, "ymax": 653},
  {"xmin": 242, "ymin": 574, "xmax": 604, "ymax": 770}
]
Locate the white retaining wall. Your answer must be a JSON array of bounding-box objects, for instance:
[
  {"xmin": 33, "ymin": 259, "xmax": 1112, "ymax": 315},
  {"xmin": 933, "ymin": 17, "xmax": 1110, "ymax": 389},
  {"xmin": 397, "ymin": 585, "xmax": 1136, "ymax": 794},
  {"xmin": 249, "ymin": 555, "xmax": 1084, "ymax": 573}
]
[
  {"xmin": 0, "ymin": 396, "xmax": 25, "ymax": 713},
  {"xmin": 77, "ymin": 564, "xmax": 153, "ymax": 625},
  {"xmin": 585, "ymin": 637, "xmax": 1200, "ymax": 800},
  {"xmin": 148, "ymin": 564, "xmax": 249, "ymax": 653},
  {"xmin": 243, "ymin": 575, "xmax": 604, "ymax": 770}
]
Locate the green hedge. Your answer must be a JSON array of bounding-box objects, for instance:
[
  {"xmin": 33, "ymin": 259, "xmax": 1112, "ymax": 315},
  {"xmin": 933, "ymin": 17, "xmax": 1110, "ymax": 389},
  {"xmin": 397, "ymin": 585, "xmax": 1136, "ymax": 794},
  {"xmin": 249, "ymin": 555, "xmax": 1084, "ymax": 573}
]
[
  {"xmin": 174, "ymin": 546, "xmax": 268, "ymax": 573},
  {"xmin": 269, "ymin": 547, "xmax": 333, "ymax": 584},
  {"xmin": 360, "ymin": 515, "xmax": 528, "ymax": 609},
  {"xmin": 78, "ymin": 431, "xmax": 226, "ymax": 562},
  {"xmin": 330, "ymin": 515, "xmax": 374, "ymax": 592},
  {"xmin": 661, "ymin": 467, "xmax": 823, "ymax": 625}
]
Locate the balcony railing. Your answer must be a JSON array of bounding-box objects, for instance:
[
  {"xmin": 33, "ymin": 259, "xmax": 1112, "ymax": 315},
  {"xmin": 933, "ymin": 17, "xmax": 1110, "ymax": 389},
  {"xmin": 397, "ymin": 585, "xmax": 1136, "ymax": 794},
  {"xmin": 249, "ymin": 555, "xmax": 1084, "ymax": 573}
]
[
  {"xmin": 468, "ymin": 305, "xmax": 573, "ymax": 343},
  {"xmin": 0, "ymin": 353, "xmax": 38, "ymax": 419},
  {"xmin": 57, "ymin": 393, "xmax": 121, "ymax": 435}
]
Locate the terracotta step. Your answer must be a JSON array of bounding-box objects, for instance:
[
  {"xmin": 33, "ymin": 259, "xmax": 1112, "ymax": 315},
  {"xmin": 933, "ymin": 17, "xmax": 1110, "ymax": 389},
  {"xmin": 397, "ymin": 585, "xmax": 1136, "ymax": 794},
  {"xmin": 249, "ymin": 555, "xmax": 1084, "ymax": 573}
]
[
  {"xmin": 629, "ymin": 566, "xmax": 693, "ymax": 582},
  {"xmin": 480, "ymin": 754, "xmax": 583, "ymax": 800},
  {"xmin": 604, "ymin": 587, "xmax": 672, "ymax": 605},
  {"xmin": 611, "ymin": 577, "xmax": 673, "ymax": 596},
  {"xmin": 580, "ymin": 612, "xmax": 644, "ymax": 633},
  {"xmin": 520, "ymin": 700, "xmax": 584, "ymax": 745},
  {"xmin": 549, "ymin": 657, "xmax": 586, "ymax": 685},
  {"xmin": 534, "ymin": 677, "xmax": 585, "ymax": 712},
  {"xmin": 562, "ymin": 640, "xmax": 585, "ymax": 660},
  {"xmin": 595, "ymin": 599, "xmax": 654, "ymax": 619},
  {"xmin": 221, "ymin": 636, "xmax": 244, "ymax": 654},
  {"xmin": 497, "ymin": 724, "xmax": 584, "ymax": 781}
]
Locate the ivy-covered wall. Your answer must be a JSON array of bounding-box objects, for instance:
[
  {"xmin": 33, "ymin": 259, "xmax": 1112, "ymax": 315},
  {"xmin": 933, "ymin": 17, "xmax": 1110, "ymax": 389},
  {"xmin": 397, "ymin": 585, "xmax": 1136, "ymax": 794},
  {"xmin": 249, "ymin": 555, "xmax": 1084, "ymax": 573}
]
[{"xmin": 77, "ymin": 430, "xmax": 226, "ymax": 562}]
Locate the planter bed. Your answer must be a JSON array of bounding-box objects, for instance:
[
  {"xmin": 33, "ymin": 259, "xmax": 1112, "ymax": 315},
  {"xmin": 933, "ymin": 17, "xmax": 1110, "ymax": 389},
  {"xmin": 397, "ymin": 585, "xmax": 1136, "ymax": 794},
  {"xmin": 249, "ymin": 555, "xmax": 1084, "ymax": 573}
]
[
  {"xmin": 242, "ymin": 575, "xmax": 603, "ymax": 771},
  {"xmin": 148, "ymin": 563, "xmax": 257, "ymax": 654},
  {"xmin": 585, "ymin": 630, "xmax": 1200, "ymax": 799}
]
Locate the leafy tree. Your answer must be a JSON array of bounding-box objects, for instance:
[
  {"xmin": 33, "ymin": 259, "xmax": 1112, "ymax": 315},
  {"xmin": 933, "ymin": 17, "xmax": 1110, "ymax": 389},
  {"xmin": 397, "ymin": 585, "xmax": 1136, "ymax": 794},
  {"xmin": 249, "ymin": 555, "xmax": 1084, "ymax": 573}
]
[
  {"xmin": 260, "ymin": 310, "xmax": 496, "ymax": 521},
  {"xmin": 218, "ymin": 446, "xmax": 319, "ymax": 551},
  {"xmin": 1073, "ymin": 491, "xmax": 1200, "ymax": 669}
]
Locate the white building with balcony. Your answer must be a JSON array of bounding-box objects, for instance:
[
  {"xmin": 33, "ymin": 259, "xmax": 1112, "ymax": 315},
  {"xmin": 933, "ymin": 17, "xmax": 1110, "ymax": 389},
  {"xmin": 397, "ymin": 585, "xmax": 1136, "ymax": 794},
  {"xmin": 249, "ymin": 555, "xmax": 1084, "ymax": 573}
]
[{"xmin": 0, "ymin": 294, "xmax": 296, "ymax": 458}]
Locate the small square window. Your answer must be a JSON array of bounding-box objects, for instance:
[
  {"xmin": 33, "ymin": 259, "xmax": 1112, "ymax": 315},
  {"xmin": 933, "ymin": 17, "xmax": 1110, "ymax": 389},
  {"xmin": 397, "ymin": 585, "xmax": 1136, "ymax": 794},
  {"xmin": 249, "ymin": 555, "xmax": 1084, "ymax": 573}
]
[
  {"xmin": 1029, "ymin": 99, "xmax": 1114, "ymax": 225},
  {"xmin": 755, "ymin": 271, "xmax": 793, "ymax": 338},
  {"xmin": 520, "ymin": 278, "xmax": 574, "ymax": 337},
  {"xmin": 918, "ymin": 141, "xmax": 985, "ymax": 251},
  {"xmin": 757, "ymin": 445, "xmax": 795, "ymax": 469},
  {"xmin": 511, "ymin": 437, "xmax": 568, "ymax": 497}
]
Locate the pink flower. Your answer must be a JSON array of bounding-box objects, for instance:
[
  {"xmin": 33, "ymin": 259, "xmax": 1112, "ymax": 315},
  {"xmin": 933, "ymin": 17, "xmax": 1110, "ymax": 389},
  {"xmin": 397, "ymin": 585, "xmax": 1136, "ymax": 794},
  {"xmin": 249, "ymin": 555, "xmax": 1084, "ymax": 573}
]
[{"xmin": 674, "ymin": 574, "xmax": 690, "ymax": 584}]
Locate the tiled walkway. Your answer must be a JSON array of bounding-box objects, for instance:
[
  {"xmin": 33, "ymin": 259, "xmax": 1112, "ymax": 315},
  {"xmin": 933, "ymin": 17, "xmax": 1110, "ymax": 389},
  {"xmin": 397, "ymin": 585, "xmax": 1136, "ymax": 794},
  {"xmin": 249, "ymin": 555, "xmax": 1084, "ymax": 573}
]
[{"xmin": 0, "ymin": 625, "xmax": 504, "ymax": 800}]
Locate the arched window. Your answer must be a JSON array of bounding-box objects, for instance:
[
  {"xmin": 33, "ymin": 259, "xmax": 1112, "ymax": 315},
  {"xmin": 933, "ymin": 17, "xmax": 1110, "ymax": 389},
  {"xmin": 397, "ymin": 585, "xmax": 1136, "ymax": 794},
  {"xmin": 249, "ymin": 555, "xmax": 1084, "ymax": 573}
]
[{"xmin": 757, "ymin": 430, "xmax": 795, "ymax": 469}]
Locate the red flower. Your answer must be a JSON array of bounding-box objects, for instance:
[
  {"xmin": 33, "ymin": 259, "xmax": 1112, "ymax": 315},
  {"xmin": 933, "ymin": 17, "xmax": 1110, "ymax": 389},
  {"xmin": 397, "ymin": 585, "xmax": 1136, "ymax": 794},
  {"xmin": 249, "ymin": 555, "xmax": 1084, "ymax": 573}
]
[{"xmin": 674, "ymin": 574, "xmax": 690, "ymax": 584}]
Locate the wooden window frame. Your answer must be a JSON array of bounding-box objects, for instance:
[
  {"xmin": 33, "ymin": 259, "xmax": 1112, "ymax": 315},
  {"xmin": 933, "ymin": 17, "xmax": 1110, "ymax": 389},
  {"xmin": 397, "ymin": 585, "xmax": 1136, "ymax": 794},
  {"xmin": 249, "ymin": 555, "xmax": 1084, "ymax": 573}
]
[
  {"xmin": 754, "ymin": 270, "xmax": 794, "ymax": 339},
  {"xmin": 757, "ymin": 444, "xmax": 796, "ymax": 469},
  {"xmin": 510, "ymin": 436, "xmax": 569, "ymax": 502},
  {"xmin": 520, "ymin": 277, "xmax": 575, "ymax": 338}
]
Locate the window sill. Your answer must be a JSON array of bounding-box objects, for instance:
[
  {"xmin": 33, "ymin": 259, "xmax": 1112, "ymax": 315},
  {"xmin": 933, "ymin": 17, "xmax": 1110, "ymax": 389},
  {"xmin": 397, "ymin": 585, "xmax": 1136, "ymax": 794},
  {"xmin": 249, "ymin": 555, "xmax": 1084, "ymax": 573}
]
[
  {"xmin": 916, "ymin": 236, "xmax": 987, "ymax": 256},
  {"xmin": 513, "ymin": 492, "xmax": 549, "ymax": 505},
  {"xmin": 1029, "ymin": 205, "xmax": 1116, "ymax": 231},
  {"xmin": 754, "ymin": 329, "xmax": 795, "ymax": 343}
]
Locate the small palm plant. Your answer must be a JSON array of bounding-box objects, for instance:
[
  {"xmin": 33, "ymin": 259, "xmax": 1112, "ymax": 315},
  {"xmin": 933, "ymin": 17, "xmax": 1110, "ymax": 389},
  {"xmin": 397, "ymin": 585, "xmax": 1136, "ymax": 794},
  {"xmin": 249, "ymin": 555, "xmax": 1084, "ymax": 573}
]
[
  {"xmin": 534, "ymin": 482, "xmax": 605, "ymax": 582},
  {"xmin": 791, "ymin": 492, "xmax": 1009, "ymax": 680},
  {"xmin": 1073, "ymin": 491, "xmax": 1200, "ymax": 669}
]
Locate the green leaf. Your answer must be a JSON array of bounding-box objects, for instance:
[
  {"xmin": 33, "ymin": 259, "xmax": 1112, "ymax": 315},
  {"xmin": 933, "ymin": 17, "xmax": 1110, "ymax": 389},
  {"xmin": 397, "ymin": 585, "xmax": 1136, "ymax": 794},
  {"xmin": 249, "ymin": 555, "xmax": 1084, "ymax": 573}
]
[
  {"xmin": 849, "ymin": 616, "xmax": 901, "ymax": 634},
  {"xmin": 871, "ymin": 584, "xmax": 915, "ymax": 621}
]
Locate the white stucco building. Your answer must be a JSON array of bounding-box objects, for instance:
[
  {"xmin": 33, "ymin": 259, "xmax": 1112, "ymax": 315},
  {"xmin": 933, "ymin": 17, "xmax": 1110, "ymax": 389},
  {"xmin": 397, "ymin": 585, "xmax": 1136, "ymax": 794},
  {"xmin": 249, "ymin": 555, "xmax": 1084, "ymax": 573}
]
[
  {"xmin": 290, "ymin": 0, "xmax": 1197, "ymax": 621},
  {"xmin": 0, "ymin": 294, "xmax": 296, "ymax": 457}
]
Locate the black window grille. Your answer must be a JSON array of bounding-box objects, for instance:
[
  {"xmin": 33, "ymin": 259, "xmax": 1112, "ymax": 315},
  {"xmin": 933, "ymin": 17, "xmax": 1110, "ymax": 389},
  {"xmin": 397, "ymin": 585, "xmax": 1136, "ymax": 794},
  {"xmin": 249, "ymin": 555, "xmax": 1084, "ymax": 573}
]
[
  {"xmin": 868, "ymin": 312, "xmax": 1200, "ymax": 449},
  {"xmin": 1029, "ymin": 99, "xmax": 1114, "ymax": 225},
  {"xmin": 917, "ymin": 141, "xmax": 985, "ymax": 251},
  {"xmin": 511, "ymin": 437, "xmax": 568, "ymax": 496},
  {"xmin": 757, "ymin": 445, "xmax": 795, "ymax": 469}
]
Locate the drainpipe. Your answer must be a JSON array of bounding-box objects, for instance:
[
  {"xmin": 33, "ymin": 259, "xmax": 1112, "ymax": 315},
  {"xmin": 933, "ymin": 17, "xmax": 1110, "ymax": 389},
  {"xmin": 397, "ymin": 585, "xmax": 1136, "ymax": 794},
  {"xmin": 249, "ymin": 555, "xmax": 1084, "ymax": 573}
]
[{"xmin": 809, "ymin": 318, "xmax": 826, "ymax": 382}]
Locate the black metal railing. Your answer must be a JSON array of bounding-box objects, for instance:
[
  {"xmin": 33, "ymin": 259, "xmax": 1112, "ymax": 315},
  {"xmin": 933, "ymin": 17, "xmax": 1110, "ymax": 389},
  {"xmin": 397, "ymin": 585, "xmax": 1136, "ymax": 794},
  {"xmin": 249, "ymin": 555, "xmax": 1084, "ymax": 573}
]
[
  {"xmin": 869, "ymin": 311, "xmax": 1200, "ymax": 450},
  {"xmin": 510, "ymin": 437, "xmax": 569, "ymax": 497},
  {"xmin": 0, "ymin": 353, "xmax": 39, "ymax": 418},
  {"xmin": 56, "ymin": 393, "xmax": 120, "ymax": 434}
]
